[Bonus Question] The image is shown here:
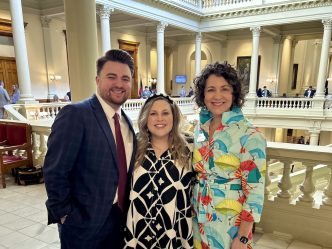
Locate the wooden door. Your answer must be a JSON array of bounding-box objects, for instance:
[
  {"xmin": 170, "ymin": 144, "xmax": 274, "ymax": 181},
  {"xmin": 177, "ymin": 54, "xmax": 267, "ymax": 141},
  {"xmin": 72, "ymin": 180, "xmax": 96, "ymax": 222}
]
[
  {"xmin": 0, "ymin": 57, "xmax": 18, "ymax": 95},
  {"xmin": 118, "ymin": 39, "xmax": 140, "ymax": 99}
]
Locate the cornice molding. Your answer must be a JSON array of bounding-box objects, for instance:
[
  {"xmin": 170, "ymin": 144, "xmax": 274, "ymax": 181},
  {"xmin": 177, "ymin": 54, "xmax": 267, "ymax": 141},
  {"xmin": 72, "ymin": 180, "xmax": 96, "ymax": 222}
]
[{"xmin": 201, "ymin": 0, "xmax": 332, "ymax": 20}]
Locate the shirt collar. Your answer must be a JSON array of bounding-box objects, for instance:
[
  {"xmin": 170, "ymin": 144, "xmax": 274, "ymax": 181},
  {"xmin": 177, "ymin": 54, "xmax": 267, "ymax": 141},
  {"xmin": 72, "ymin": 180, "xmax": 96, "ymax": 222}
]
[
  {"xmin": 199, "ymin": 106, "xmax": 244, "ymax": 126},
  {"xmin": 96, "ymin": 92, "xmax": 122, "ymax": 119}
]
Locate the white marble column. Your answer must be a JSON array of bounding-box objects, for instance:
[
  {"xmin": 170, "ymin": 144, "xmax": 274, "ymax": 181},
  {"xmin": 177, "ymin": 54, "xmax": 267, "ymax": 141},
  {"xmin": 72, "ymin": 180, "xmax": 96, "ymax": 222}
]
[
  {"xmin": 156, "ymin": 22, "xmax": 168, "ymax": 94},
  {"xmin": 9, "ymin": 0, "xmax": 34, "ymax": 102},
  {"xmin": 195, "ymin": 32, "xmax": 202, "ymax": 76},
  {"xmin": 288, "ymin": 39, "xmax": 298, "ymax": 91},
  {"xmin": 248, "ymin": 26, "xmax": 261, "ymax": 97},
  {"xmin": 271, "ymin": 36, "xmax": 282, "ymax": 96},
  {"xmin": 309, "ymin": 130, "xmax": 320, "ymax": 145},
  {"xmin": 40, "ymin": 16, "xmax": 55, "ymax": 100},
  {"xmin": 64, "ymin": 0, "xmax": 98, "ymax": 101},
  {"xmin": 315, "ymin": 19, "xmax": 332, "ymax": 98},
  {"xmin": 278, "ymin": 36, "xmax": 293, "ymax": 96},
  {"xmin": 146, "ymin": 36, "xmax": 151, "ymax": 86},
  {"xmin": 97, "ymin": 5, "xmax": 113, "ymax": 54}
]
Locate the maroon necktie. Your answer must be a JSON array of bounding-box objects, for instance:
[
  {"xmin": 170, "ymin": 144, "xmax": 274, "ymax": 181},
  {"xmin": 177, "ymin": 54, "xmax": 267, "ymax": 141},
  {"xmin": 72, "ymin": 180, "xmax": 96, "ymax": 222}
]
[{"xmin": 113, "ymin": 113, "xmax": 127, "ymax": 211}]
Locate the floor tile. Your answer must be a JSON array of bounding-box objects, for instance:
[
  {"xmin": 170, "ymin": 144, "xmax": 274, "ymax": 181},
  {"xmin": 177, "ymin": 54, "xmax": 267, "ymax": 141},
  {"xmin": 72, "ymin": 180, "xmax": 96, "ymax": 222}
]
[
  {"xmin": 0, "ymin": 231, "xmax": 30, "ymax": 247},
  {"xmin": 0, "ymin": 213, "xmax": 21, "ymax": 225},
  {"xmin": 0, "ymin": 225, "xmax": 14, "ymax": 237},
  {"xmin": 2, "ymin": 217, "xmax": 36, "ymax": 231},
  {"xmin": 8, "ymin": 237, "xmax": 47, "ymax": 249},
  {"xmin": 255, "ymin": 233, "xmax": 289, "ymax": 249},
  {"xmin": 34, "ymin": 228, "xmax": 60, "ymax": 244},
  {"xmin": 11, "ymin": 206, "xmax": 43, "ymax": 218},
  {"xmin": 288, "ymin": 240, "xmax": 322, "ymax": 249},
  {"xmin": 18, "ymin": 223, "xmax": 50, "ymax": 237}
]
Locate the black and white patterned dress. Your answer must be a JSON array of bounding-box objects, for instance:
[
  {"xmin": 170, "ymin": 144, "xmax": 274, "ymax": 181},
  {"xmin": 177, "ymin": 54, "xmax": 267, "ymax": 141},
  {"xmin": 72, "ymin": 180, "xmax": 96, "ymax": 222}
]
[{"xmin": 124, "ymin": 145, "xmax": 193, "ymax": 249}]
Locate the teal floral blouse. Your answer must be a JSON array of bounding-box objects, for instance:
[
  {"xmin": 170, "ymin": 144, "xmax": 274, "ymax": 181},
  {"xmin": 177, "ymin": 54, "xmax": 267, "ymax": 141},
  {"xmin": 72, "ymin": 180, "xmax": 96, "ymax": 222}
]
[{"xmin": 192, "ymin": 107, "xmax": 266, "ymax": 249}]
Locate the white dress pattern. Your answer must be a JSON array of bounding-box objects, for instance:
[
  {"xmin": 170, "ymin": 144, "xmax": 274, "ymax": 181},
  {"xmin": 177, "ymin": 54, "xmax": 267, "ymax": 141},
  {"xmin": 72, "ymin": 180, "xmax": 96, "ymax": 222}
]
[{"xmin": 124, "ymin": 146, "xmax": 193, "ymax": 249}]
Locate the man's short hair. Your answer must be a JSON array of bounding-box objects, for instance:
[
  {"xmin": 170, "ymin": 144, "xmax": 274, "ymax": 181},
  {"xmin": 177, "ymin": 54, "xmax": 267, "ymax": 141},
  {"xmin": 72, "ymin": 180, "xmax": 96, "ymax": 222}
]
[{"xmin": 96, "ymin": 49, "xmax": 134, "ymax": 76}]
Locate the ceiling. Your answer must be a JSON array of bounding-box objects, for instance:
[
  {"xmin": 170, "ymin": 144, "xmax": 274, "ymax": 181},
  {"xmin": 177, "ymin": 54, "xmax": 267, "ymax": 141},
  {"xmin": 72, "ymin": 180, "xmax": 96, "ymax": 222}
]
[{"xmin": 0, "ymin": 0, "xmax": 326, "ymax": 44}]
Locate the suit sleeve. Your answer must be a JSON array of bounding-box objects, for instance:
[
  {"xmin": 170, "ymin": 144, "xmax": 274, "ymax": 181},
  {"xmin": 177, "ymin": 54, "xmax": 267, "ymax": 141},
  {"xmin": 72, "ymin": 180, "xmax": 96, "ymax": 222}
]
[
  {"xmin": 44, "ymin": 104, "xmax": 84, "ymax": 224},
  {"xmin": 239, "ymin": 131, "xmax": 266, "ymax": 223},
  {"xmin": 4, "ymin": 89, "xmax": 10, "ymax": 102}
]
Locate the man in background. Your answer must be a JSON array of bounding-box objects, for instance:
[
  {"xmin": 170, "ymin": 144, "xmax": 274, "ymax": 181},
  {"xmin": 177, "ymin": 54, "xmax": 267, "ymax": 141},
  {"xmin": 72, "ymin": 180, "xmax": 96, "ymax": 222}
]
[
  {"xmin": 304, "ymin": 86, "xmax": 315, "ymax": 98},
  {"xmin": 261, "ymin": 86, "xmax": 272, "ymax": 97},
  {"xmin": 179, "ymin": 85, "xmax": 186, "ymax": 97},
  {"xmin": 141, "ymin": 86, "xmax": 151, "ymax": 99},
  {"xmin": 0, "ymin": 80, "xmax": 10, "ymax": 118},
  {"xmin": 44, "ymin": 49, "xmax": 137, "ymax": 249}
]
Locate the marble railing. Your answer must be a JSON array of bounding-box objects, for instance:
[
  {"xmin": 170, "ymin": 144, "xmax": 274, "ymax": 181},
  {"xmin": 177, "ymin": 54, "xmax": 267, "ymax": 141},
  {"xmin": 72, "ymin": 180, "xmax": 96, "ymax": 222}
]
[
  {"xmin": 4, "ymin": 97, "xmax": 196, "ymax": 122},
  {"xmin": 169, "ymin": 0, "xmax": 299, "ymax": 11},
  {"xmin": 259, "ymin": 142, "xmax": 332, "ymax": 247},
  {"xmin": 5, "ymin": 102, "xmax": 68, "ymax": 121},
  {"xmin": 257, "ymin": 97, "xmax": 313, "ymax": 109}
]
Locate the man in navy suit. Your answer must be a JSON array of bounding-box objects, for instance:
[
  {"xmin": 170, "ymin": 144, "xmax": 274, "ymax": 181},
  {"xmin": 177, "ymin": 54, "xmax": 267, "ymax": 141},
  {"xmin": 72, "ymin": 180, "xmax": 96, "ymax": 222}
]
[
  {"xmin": 304, "ymin": 85, "xmax": 315, "ymax": 98},
  {"xmin": 44, "ymin": 49, "xmax": 137, "ymax": 249}
]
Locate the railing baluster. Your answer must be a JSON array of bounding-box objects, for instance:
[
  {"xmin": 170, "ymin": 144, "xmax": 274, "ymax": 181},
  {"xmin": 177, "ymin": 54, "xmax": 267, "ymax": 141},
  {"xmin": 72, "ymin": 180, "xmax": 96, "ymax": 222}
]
[
  {"xmin": 298, "ymin": 164, "xmax": 315, "ymax": 203},
  {"xmin": 323, "ymin": 165, "xmax": 332, "ymax": 206},
  {"xmin": 277, "ymin": 162, "xmax": 292, "ymax": 199}
]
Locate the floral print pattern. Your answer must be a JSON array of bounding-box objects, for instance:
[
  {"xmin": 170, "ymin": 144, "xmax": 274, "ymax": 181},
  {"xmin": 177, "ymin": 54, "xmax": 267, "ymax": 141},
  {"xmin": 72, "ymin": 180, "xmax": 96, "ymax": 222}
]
[{"xmin": 192, "ymin": 107, "xmax": 266, "ymax": 249}]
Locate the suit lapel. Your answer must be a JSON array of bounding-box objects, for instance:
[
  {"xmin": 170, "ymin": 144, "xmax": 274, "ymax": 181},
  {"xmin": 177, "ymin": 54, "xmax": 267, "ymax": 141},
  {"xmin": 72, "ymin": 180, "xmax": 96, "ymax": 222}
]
[{"xmin": 90, "ymin": 95, "xmax": 117, "ymax": 161}]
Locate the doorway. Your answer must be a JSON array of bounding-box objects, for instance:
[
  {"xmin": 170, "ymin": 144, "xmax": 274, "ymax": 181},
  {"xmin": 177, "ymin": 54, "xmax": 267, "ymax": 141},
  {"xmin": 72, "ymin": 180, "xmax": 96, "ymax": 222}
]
[{"xmin": 0, "ymin": 57, "xmax": 18, "ymax": 95}]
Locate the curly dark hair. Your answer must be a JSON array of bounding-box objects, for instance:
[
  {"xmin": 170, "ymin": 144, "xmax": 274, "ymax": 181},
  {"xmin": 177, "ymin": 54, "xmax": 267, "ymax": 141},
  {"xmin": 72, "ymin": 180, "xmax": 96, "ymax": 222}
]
[{"xmin": 193, "ymin": 61, "xmax": 245, "ymax": 109}]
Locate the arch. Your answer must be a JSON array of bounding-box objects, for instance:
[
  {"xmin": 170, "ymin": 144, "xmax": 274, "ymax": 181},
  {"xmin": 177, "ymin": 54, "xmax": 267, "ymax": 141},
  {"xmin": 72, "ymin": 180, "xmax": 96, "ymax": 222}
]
[{"xmin": 186, "ymin": 45, "xmax": 212, "ymax": 86}]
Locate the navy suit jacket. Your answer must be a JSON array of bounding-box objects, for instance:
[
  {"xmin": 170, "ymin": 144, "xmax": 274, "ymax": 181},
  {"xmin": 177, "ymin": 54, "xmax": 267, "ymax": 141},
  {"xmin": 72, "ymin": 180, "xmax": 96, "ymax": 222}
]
[
  {"xmin": 304, "ymin": 89, "xmax": 315, "ymax": 98},
  {"xmin": 44, "ymin": 94, "xmax": 136, "ymax": 241}
]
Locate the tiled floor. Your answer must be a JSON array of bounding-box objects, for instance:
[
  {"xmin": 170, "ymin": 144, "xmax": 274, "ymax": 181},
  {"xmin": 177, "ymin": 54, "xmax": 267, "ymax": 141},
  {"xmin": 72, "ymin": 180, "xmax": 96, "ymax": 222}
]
[{"xmin": 0, "ymin": 173, "xmax": 327, "ymax": 249}]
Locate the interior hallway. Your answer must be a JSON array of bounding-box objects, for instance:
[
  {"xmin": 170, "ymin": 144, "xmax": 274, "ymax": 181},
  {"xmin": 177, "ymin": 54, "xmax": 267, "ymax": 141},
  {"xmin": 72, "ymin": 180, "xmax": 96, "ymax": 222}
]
[{"xmin": 0, "ymin": 173, "xmax": 326, "ymax": 249}]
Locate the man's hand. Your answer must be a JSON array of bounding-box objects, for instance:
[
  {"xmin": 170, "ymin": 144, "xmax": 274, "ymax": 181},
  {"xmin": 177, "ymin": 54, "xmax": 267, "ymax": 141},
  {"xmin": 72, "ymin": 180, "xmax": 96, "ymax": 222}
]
[{"xmin": 60, "ymin": 215, "xmax": 68, "ymax": 224}]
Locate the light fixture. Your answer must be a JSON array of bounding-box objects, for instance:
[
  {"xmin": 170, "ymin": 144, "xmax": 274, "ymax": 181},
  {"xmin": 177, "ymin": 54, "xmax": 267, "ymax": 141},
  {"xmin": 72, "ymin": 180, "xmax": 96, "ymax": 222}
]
[{"xmin": 49, "ymin": 74, "xmax": 62, "ymax": 81}]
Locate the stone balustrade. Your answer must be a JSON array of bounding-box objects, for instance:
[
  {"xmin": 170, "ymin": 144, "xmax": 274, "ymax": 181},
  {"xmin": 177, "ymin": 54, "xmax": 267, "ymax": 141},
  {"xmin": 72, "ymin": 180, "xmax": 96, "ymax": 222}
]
[{"xmin": 260, "ymin": 142, "xmax": 332, "ymax": 247}]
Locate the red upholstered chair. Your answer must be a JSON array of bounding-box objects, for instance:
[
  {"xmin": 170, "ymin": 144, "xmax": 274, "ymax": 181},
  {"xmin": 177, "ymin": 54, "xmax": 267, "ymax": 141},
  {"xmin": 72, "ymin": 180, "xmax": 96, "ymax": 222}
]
[
  {"xmin": 0, "ymin": 121, "xmax": 33, "ymax": 188},
  {"xmin": 0, "ymin": 123, "xmax": 6, "ymax": 145}
]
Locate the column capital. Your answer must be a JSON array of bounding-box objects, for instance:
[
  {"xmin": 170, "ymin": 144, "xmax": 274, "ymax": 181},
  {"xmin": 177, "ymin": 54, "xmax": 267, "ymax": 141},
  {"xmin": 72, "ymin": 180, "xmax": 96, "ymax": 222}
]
[
  {"xmin": 40, "ymin": 16, "xmax": 51, "ymax": 28},
  {"xmin": 291, "ymin": 39, "xmax": 298, "ymax": 48},
  {"xmin": 322, "ymin": 19, "xmax": 332, "ymax": 29},
  {"xmin": 97, "ymin": 5, "xmax": 114, "ymax": 19},
  {"xmin": 272, "ymin": 35, "xmax": 282, "ymax": 45},
  {"xmin": 195, "ymin": 32, "xmax": 202, "ymax": 42},
  {"xmin": 250, "ymin": 26, "xmax": 261, "ymax": 36},
  {"xmin": 157, "ymin": 22, "xmax": 168, "ymax": 33}
]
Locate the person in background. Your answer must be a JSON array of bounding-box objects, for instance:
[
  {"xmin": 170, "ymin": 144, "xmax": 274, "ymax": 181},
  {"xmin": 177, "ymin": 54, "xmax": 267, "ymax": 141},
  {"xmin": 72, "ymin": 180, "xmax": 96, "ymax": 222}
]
[
  {"xmin": 141, "ymin": 86, "xmax": 151, "ymax": 99},
  {"xmin": 11, "ymin": 84, "xmax": 20, "ymax": 104},
  {"xmin": 261, "ymin": 86, "xmax": 272, "ymax": 97},
  {"xmin": 187, "ymin": 86, "xmax": 194, "ymax": 97},
  {"xmin": 192, "ymin": 62, "xmax": 266, "ymax": 249},
  {"xmin": 124, "ymin": 94, "xmax": 193, "ymax": 249},
  {"xmin": 53, "ymin": 94, "xmax": 61, "ymax": 102},
  {"xmin": 304, "ymin": 86, "xmax": 315, "ymax": 98},
  {"xmin": 179, "ymin": 85, "xmax": 186, "ymax": 97},
  {"xmin": 297, "ymin": 136, "xmax": 305, "ymax": 144},
  {"xmin": 44, "ymin": 49, "xmax": 137, "ymax": 249},
  {"xmin": 256, "ymin": 88, "xmax": 262, "ymax": 97},
  {"xmin": 0, "ymin": 80, "xmax": 10, "ymax": 119},
  {"xmin": 64, "ymin": 91, "xmax": 71, "ymax": 101}
]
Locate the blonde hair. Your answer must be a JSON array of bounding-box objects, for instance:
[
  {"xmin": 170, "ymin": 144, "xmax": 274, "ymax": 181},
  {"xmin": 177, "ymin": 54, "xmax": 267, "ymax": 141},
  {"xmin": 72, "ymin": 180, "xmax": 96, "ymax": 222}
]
[{"xmin": 136, "ymin": 95, "xmax": 190, "ymax": 169}]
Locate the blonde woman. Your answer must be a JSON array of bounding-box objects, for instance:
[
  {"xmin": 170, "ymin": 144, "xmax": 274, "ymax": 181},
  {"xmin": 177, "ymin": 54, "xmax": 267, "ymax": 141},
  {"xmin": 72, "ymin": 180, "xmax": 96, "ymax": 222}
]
[{"xmin": 124, "ymin": 94, "xmax": 193, "ymax": 249}]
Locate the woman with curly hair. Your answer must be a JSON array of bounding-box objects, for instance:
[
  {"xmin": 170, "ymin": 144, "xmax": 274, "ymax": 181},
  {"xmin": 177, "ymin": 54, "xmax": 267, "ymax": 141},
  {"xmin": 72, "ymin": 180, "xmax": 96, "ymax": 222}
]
[
  {"xmin": 124, "ymin": 94, "xmax": 193, "ymax": 249},
  {"xmin": 192, "ymin": 62, "xmax": 266, "ymax": 249}
]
